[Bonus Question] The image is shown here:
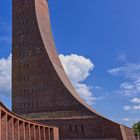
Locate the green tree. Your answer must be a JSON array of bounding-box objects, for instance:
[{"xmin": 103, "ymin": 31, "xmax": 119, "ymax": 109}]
[{"xmin": 133, "ymin": 121, "xmax": 140, "ymax": 139}]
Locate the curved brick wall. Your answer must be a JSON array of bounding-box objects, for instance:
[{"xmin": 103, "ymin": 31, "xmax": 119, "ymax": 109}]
[
  {"xmin": 12, "ymin": 0, "xmax": 137, "ymax": 140},
  {"xmin": 0, "ymin": 101, "xmax": 59, "ymax": 140},
  {"xmin": 12, "ymin": 0, "xmax": 97, "ymax": 116}
]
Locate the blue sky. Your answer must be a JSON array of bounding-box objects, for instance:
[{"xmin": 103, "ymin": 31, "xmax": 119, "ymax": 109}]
[{"xmin": 0, "ymin": 0, "xmax": 140, "ymax": 127}]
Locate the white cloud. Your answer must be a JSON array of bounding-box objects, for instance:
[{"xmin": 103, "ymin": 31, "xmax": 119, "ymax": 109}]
[
  {"xmin": 108, "ymin": 68, "xmax": 122, "ymax": 76},
  {"xmin": 119, "ymin": 81, "xmax": 140, "ymax": 96},
  {"xmin": 108, "ymin": 63, "xmax": 140, "ymax": 79},
  {"xmin": 124, "ymin": 106, "xmax": 132, "ymax": 111},
  {"xmin": 123, "ymin": 118, "xmax": 130, "ymax": 122},
  {"xmin": 95, "ymin": 86, "xmax": 102, "ymax": 90},
  {"xmin": 124, "ymin": 105, "xmax": 140, "ymax": 111},
  {"xmin": 124, "ymin": 98, "xmax": 140, "ymax": 112},
  {"xmin": 0, "ymin": 54, "xmax": 11, "ymax": 97},
  {"xmin": 59, "ymin": 54, "xmax": 94, "ymax": 82},
  {"xmin": 108, "ymin": 63, "xmax": 140, "ymax": 112},
  {"xmin": 59, "ymin": 54, "xmax": 98, "ymax": 104},
  {"xmin": 108, "ymin": 63, "xmax": 140, "ymax": 96},
  {"xmin": 131, "ymin": 98, "xmax": 140, "ymax": 104}
]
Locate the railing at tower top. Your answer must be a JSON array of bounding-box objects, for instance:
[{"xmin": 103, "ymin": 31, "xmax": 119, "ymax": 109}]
[{"xmin": 0, "ymin": 102, "xmax": 59, "ymax": 140}]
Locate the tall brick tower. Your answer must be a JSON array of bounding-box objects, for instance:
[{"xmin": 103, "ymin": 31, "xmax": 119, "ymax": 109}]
[{"xmin": 12, "ymin": 0, "xmax": 136, "ymax": 140}]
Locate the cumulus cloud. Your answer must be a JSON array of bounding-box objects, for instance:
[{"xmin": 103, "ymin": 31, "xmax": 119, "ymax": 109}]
[
  {"xmin": 0, "ymin": 54, "xmax": 11, "ymax": 97},
  {"xmin": 59, "ymin": 54, "xmax": 94, "ymax": 82},
  {"xmin": 59, "ymin": 54, "xmax": 97, "ymax": 104}
]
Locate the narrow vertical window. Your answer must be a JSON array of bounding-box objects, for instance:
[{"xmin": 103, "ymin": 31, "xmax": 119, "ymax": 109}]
[
  {"xmin": 36, "ymin": 102, "xmax": 38, "ymax": 107},
  {"xmin": 20, "ymin": 77, "xmax": 22, "ymax": 82},
  {"xmin": 75, "ymin": 125, "xmax": 78, "ymax": 132},
  {"xmin": 81, "ymin": 125, "xmax": 84, "ymax": 133},
  {"xmin": 24, "ymin": 89, "xmax": 26, "ymax": 95},
  {"xmin": 70, "ymin": 125, "xmax": 72, "ymax": 132}
]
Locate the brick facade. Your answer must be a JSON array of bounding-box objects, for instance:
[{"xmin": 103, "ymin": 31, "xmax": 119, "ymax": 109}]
[
  {"xmin": 12, "ymin": 0, "xmax": 137, "ymax": 140},
  {"xmin": 0, "ymin": 102, "xmax": 59, "ymax": 140}
]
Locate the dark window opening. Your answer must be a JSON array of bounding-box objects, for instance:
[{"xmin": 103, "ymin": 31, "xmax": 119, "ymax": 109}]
[
  {"xmin": 20, "ymin": 77, "xmax": 22, "ymax": 82},
  {"xmin": 24, "ymin": 89, "xmax": 26, "ymax": 94},
  {"xmin": 70, "ymin": 125, "xmax": 72, "ymax": 132},
  {"xmin": 36, "ymin": 102, "xmax": 38, "ymax": 106},
  {"xmin": 19, "ymin": 65, "xmax": 21, "ymax": 70},
  {"xmin": 81, "ymin": 125, "xmax": 84, "ymax": 133},
  {"xmin": 75, "ymin": 125, "xmax": 78, "ymax": 132},
  {"xmin": 23, "ymin": 77, "xmax": 25, "ymax": 81}
]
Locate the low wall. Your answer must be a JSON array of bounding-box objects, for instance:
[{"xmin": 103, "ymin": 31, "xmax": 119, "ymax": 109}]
[{"xmin": 0, "ymin": 102, "xmax": 59, "ymax": 140}]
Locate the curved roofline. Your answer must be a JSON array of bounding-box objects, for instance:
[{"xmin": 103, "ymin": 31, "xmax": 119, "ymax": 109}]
[
  {"xmin": 34, "ymin": 0, "xmax": 128, "ymax": 127},
  {"xmin": 35, "ymin": 0, "xmax": 100, "ymax": 115}
]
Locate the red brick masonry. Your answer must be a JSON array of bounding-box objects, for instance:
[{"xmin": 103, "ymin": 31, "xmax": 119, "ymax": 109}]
[
  {"xmin": 12, "ymin": 0, "xmax": 137, "ymax": 140},
  {"xmin": 0, "ymin": 102, "xmax": 59, "ymax": 140}
]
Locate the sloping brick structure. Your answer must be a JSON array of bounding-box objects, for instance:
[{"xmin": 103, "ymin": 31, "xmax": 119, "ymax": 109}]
[
  {"xmin": 0, "ymin": 102, "xmax": 59, "ymax": 140},
  {"xmin": 12, "ymin": 0, "xmax": 137, "ymax": 140}
]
